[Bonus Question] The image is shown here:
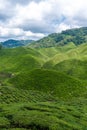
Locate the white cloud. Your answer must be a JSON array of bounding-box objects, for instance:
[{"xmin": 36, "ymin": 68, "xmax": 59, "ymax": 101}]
[
  {"xmin": 0, "ymin": 0, "xmax": 87, "ymax": 41},
  {"xmin": 0, "ymin": 26, "xmax": 45, "ymax": 41}
]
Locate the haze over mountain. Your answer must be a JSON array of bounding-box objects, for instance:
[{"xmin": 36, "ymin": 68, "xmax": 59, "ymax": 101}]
[{"xmin": 1, "ymin": 39, "xmax": 33, "ymax": 48}]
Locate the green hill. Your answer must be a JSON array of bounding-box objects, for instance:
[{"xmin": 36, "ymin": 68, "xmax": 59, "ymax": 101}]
[
  {"xmin": 42, "ymin": 43, "xmax": 87, "ymax": 81},
  {"xmin": 0, "ymin": 47, "xmax": 46, "ymax": 73},
  {"xmin": 53, "ymin": 59, "xmax": 87, "ymax": 81},
  {"xmin": 29, "ymin": 27, "xmax": 87, "ymax": 48},
  {"xmin": 0, "ymin": 27, "xmax": 87, "ymax": 129},
  {"xmin": 10, "ymin": 69, "xmax": 87, "ymax": 100}
]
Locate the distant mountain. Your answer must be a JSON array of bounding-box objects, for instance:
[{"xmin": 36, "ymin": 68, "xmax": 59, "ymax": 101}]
[
  {"xmin": 29, "ymin": 27, "xmax": 87, "ymax": 48},
  {"xmin": 1, "ymin": 39, "xmax": 34, "ymax": 48}
]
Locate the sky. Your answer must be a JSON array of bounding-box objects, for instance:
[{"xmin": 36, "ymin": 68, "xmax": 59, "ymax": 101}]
[{"xmin": 0, "ymin": 0, "xmax": 87, "ymax": 41}]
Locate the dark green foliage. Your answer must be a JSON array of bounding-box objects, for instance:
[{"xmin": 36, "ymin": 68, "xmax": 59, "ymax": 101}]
[
  {"xmin": 0, "ymin": 117, "xmax": 10, "ymax": 128},
  {"xmin": 29, "ymin": 27, "xmax": 87, "ymax": 48},
  {"xmin": 62, "ymin": 27, "xmax": 87, "ymax": 36},
  {"xmin": 10, "ymin": 69, "xmax": 87, "ymax": 100},
  {"xmin": 0, "ymin": 101, "xmax": 87, "ymax": 130},
  {"xmin": 72, "ymin": 36, "xmax": 85, "ymax": 45},
  {"xmin": 0, "ymin": 86, "xmax": 56, "ymax": 104}
]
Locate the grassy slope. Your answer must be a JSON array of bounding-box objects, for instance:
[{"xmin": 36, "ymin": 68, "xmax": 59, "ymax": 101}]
[
  {"xmin": 0, "ymin": 42, "xmax": 87, "ymax": 129},
  {"xmin": 0, "ymin": 47, "xmax": 47, "ymax": 87},
  {"xmin": 0, "ymin": 47, "xmax": 46, "ymax": 73},
  {"xmin": 1, "ymin": 43, "xmax": 87, "ymax": 96},
  {"xmin": 42, "ymin": 43, "xmax": 87, "ymax": 81},
  {"xmin": 53, "ymin": 59, "xmax": 87, "ymax": 80},
  {"xmin": 10, "ymin": 68, "xmax": 87, "ymax": 100}
]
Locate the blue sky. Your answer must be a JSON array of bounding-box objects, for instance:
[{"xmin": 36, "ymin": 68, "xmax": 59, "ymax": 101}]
[{"xmin": 0, "ymin": 0, "xmax": 87, "ymax": 41}]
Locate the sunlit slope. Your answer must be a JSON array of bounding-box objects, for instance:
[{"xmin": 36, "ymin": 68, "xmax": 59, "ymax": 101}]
[
  {"xmin": 1, "ymin": 42, "xmax": 87, "ymax": 73},
  {"xmin": 1, "ymin": 43, "xmax": 87, "ymax": 81},
  {"xmin": 0, "ymin": 47, "xmax": 46, "ymax": 73},
  {"xmin": 38, "ymin": 42, "xmax": 76, "ymax": 57},
  {"xmin": 53, "ymin": 59, "xmax": 87, "ymax": 81},
  {"xmin": 43, "ymin": 43, "xmax": 87, "ymax": 76}
]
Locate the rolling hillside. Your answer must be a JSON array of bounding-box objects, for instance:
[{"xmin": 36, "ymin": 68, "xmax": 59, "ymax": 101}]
[
  {"xmin": 0, "ymin": 47, "xmax": 46, "ymax": 73},
  {"xmin": 53, "ymin": 59, "xmax": 87, "ymax": 80},
  {"xmin": 0, "ymin": 27, "xmax": 87, "ymax": 129},
  {"xmin": 42, "ymin": 43, "xmax": 87, "ymax": 81},
  {"xmin": 10, "ymin": 68, "xmax": 87, "ymax": 100}
]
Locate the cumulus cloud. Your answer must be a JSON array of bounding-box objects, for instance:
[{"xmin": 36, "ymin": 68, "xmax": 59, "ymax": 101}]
[
  {"xmin": 0, "ymin": 0, "xmax": 87, "ymax": 41},
  {"xmin": 0, "ymin": 26, "xmax": 45, "ymax": 41}
]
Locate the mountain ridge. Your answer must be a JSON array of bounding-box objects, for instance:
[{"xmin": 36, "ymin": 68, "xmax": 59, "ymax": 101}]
[
  {"xmin": 29, "ymin": 27, "xmax": 87, "ymax": 48},
  {"xmin": 1, "ymin": 39, "xmax": 34, "ymax": 48}
]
